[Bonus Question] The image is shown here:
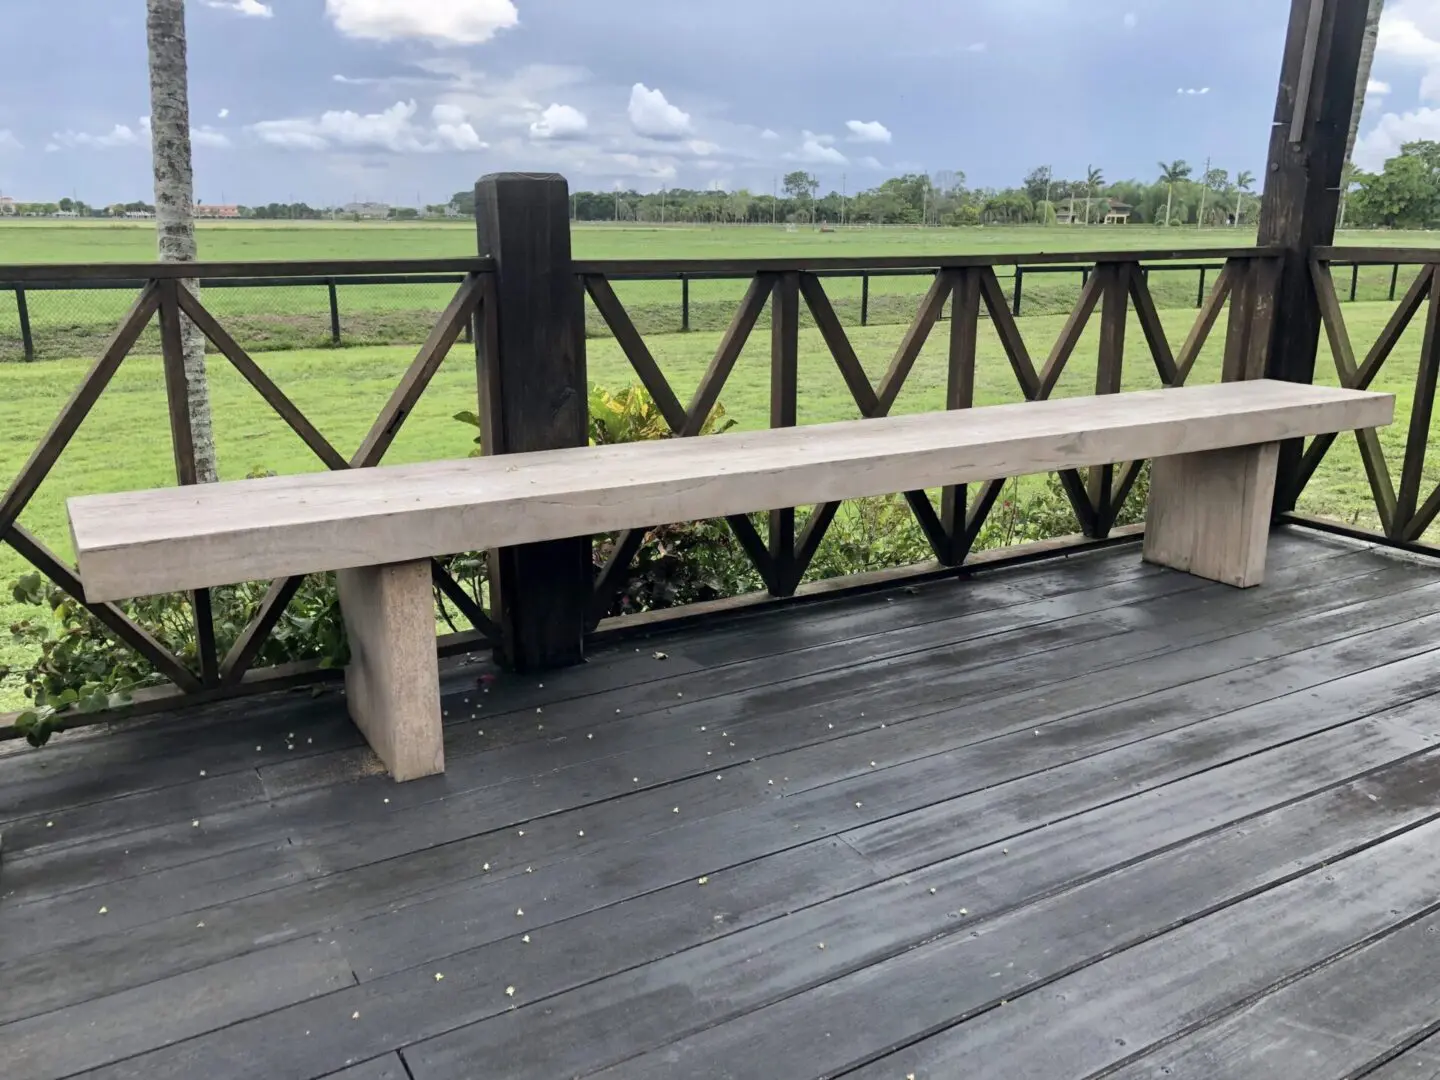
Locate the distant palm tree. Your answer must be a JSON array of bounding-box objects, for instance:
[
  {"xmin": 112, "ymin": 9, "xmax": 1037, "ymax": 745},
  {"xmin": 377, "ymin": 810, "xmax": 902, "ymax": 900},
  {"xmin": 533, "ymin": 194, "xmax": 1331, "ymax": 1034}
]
[
  {"xmin": 1158, "ymin": 160, "xmax": 1192, "ymax": 227},
  {"xmin": 1341, "ymin": 0, "xmax": 1385, "ymax": 227},
  {"xmin": 1084, "ymin": 166, "xmax": 1104, "ymax": 224},
  {"xmin": 1234, "ymin": 170, "xmax": 1255, "ymax": 226}
]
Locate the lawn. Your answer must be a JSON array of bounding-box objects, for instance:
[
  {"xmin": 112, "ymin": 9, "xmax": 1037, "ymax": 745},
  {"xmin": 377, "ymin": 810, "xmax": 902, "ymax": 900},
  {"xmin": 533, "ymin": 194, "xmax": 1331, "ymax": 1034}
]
[
  {"xmin": 0, "ymin": 294, "xmax": 1425, "ymax": 709},
  {"xmin": 1, "ymin": 220, "xmax": 1434, "ymax": 710},
  {"xmin": 1, "ymin": 221, "xmax": 1429, "ymax": 362}
]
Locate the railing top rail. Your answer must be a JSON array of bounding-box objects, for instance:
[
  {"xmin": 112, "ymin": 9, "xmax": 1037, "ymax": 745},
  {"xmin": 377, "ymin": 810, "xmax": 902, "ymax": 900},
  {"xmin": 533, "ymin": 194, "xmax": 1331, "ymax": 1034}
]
[
  {"xmin": 1314, "ymin": 246, "xmax": 1440, "ymax": 265},
  {"xmin": 574, "ymin": 247, "xmax": 1281, "ymax": 276},
  {"xmin": 0, "ymin": 257, "xmax": 496, "ymax": 284}
]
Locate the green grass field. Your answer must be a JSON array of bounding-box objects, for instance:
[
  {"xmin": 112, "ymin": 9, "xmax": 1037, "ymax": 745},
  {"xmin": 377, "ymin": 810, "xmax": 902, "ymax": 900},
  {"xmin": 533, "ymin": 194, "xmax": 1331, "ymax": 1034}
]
[{"xmin": 0, "ymin": 220, "xmax": 1434, "ymax": 709}]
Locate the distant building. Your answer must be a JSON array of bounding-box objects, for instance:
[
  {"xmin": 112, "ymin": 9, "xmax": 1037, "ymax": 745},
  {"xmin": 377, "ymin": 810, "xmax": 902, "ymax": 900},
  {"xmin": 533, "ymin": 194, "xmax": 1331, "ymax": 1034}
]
[
  {"xmin": 125, "ymin": 210, "xmax": 156, "ymax": 219},
  {"xmin": 195, "ymin": 204, "xmax": 240, "ymax": 219},
  {"xmin": 54, "ymin": 210, "xmax": 79, "ymax": 218},
  {"xmin": 0, "ymin": 195, "xmax": 17, "ymax": 216},
  {"xmin": 1103, "ymin": 200, "xmax": 1134, "ymax": 225},
  {"xmin": 343, "ymin": 201, "xmax": 392, "ymax": 220}
]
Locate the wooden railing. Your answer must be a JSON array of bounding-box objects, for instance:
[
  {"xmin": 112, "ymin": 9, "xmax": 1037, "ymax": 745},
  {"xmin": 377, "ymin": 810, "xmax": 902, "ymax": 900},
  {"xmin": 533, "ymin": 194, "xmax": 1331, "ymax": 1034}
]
[
  {"xmin": 0, "ymin": 175, "xmax": 1290, "ymax": 718},
  {"xmin": 1296, "ymin": 247, "xmax": 1440, "ymax": 548}
]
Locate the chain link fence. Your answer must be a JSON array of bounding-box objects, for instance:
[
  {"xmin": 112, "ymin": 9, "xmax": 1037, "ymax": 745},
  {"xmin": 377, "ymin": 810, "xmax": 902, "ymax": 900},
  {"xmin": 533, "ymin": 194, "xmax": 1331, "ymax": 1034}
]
[{"xmin": 0, "ymin": 261, "xmax": 1412, "ymax": 363}]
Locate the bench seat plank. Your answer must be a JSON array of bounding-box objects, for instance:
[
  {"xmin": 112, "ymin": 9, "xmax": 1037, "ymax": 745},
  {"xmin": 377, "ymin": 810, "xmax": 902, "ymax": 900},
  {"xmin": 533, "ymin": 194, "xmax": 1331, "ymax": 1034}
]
[{"xmin": 70, "ymin": 381, "xmax": 1391, "ymax": 603}]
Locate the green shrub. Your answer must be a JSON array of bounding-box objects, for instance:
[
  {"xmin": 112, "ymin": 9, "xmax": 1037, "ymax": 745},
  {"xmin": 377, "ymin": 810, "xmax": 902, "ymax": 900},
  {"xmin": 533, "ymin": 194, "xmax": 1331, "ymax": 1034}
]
[{"xmin": 7, "ymin": 569, "xmax": 346, "ymax": 746}]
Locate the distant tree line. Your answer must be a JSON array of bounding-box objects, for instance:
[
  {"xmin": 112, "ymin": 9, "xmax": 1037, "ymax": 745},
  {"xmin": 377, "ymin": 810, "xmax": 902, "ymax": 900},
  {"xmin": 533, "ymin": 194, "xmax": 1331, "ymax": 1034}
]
[
  {"xmin": 1345, "ymin": 141, "xmax": 1440, "ymax": 228},
  {"xmin": 512, "ymin": 163, "xmax": 1263, "ymax": 228}
]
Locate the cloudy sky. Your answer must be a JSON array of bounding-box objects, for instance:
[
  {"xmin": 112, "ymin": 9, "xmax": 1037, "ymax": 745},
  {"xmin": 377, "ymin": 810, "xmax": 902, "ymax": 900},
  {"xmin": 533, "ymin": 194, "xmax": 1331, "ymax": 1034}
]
[{"xmin": 1, "ymin": 0, "xmax": 1438, "ymax": 206}]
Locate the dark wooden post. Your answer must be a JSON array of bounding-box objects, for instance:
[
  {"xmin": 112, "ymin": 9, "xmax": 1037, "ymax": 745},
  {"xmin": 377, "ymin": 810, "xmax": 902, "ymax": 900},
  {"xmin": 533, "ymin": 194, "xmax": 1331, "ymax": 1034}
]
[
  {"xmin": 860, "ymin": 273, "xmax": 870, "ymax": 326},
  {"xmin": 15, "ymin": 286, "xmax": 34, "ymax": 362},
  {"xmin": 769, "ymin": 271, "xmax": 800, "ymax": 595},
  {"xmin": 681, "ymin": 274, "xmax": 691, "ymax": 332},
  {"xmin": 941, "ymin": 269, "xmax": 980, "ymax": 564},
  {"xmin": 156, "ymin": 278, "xmax": 219, "ymax": 687},
  {"xmin": 327, "ymin": 279, "xmax": 341, "ymax": 345},
  {"xmin": 1088, "ymin": 263, "xmax": 1128, "ymax": 535},
  {"xmin": 1257, "ymin": 0, "xmax": 1369, "ymax": 512},
  {"xmin": 1390, "ymin": 263, "xmax": 1400, "ymax": 301},
  {"xmin": 1196, "ymin": 267, "xmax": 1207, "ymax": 309},
  {"xmin": 1011, "ymin": 268, "xmax": 1024, "ymax": 317},
  {"xmin": 1349, "ymin": 262, "xmax": 1360, "ymax": 301},
  {"xmin": 475, "ymin": 173, "xmax": 590, "ymax": 671}
]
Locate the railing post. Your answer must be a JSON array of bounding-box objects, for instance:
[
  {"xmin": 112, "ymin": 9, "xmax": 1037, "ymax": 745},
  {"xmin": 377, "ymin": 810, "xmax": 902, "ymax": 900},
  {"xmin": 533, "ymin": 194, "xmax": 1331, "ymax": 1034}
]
[
  {"xmin": 15, "ymin": 285, "xmax": 34, "ymax": 362},
  {"xmin": 1349, "ymin": 262, "xmax": 1359, "ymax": 302},
  {"xmin": 1196, "ymin": 267, "xmax": 1207, "ymax": 309},
  {"xmin": 1011, "ymin": 268, "xmax": 1024, "ymax": 317},
  {"xmin": 1257, "ymin": 0, "xmax": 1368, "ymax": 513},
  {"xmin": 1088, "ymin": 263, "xmax": 1128, "ymax": 536},
  {"xmin": 327, "ymin": 278, "xmax": 341, "ymax": 345},
  {"xmin": 681, "ymin": 273, "xmax": 690, "ymax": 332},
  {"xmin": 156, "ymin": 278, "xmax": 219, "ymax": 688},
  {"xmin": 770, "ymin": 271, "xmax": 800, "ymax": 595},
  {"xmin": 860, "ymin": 273, "xmax": 870, "ymax": 326},
  {"xmin": 1390, "ymin": 263, "xmax": 1400, "ymax": 301},
  {"xmin": 474, "ymin": 172, "xmax": 590, "ymax": 671}
]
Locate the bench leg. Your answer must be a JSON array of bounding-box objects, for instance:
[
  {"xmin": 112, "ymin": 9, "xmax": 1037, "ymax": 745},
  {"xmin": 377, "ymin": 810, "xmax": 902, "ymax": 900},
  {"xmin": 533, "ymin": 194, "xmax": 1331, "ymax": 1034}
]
[
  {"xmin": 1143, "ymin": 442, "xmax": 1279, "ymax": 589},
  {"xmin": 335, "ymin": 560, "xmax": 444, "ymax": 782}
]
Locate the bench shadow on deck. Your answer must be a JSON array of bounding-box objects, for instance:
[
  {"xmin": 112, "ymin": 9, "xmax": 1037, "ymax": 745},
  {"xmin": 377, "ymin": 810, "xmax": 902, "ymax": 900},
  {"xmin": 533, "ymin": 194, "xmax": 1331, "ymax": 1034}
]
[{"xmin": 5, "ymin": 527, "xmax": 1440, "ymax": 1080}]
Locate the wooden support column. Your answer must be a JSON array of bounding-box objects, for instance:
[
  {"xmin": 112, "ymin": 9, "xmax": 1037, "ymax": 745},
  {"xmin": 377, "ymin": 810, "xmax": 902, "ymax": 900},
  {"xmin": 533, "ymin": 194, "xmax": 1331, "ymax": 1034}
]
[
  {"xmin": 770, "ymin": 271, "xmax": 800, "ymax": 595},
  {"xmin": 475, "ymin": 173, "xmax": 590, "ymax": 671},
  {"xmin": 1088, "ymin": 262, "xmax": 1128, "ymax": 536},
  {"xmin": 1145, "ymin": 443, "xmax": 1281, "ymax": 588},
  {"xmin": 1258, "ymin": 0, "xmax": 1369, "ymax": 511},
  {"xmin": 940, "ymin": 268, "xmax": 980, "ymax": 564},
  {"xmin": 336, "ymin": 560, "xmax": 443, "ymax": 782}
]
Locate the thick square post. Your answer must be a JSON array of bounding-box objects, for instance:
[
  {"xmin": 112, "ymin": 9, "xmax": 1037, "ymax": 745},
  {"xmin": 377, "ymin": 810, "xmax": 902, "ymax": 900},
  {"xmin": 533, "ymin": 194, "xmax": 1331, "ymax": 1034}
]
[
  {"xmin": 1257, "ymin": 0, "xmax": 1369, "ymax": 509},
  {"xmin": 1144, "ymin": 444, "xmax": 1281, "ymax": 588},
  {"xmin": 475, "ymin": 173, "xmax": 590, "ymax": 671},
  {"xmin": 336, "ymin": 560, "xmax": 444, "ymax": 782}
]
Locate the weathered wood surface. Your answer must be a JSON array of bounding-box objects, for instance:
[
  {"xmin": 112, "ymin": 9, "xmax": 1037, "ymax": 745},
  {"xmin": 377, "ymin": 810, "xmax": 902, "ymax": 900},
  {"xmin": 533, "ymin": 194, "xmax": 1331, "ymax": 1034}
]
[
  {"xmin": 5, "ymin": 531, "xmax": 1440, "ymax": 1078},
  {"xmin": 70, "ymin": 382, "xmax": 1392, "ymax": 601}
]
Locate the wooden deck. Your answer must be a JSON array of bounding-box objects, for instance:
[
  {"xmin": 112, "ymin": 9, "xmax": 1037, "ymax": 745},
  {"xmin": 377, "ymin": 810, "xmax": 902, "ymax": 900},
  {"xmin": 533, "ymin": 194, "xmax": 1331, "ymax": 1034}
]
[{"xmin": 5, "ymin": 527, "xmax": 1440, "ymax": 1080}]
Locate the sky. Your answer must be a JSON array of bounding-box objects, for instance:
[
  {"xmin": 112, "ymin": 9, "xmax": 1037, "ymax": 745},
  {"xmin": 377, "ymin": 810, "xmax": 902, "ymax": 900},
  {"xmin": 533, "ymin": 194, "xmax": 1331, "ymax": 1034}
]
[{"xmin": 1, "ymin": 0, "xmax": 1438, "ymax": 207}]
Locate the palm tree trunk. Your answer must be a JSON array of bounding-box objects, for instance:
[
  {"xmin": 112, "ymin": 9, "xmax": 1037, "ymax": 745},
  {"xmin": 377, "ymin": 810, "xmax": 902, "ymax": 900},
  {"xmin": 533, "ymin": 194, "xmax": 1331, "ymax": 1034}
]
[
  {"xmin": 148, "ymin": 0, "xmax": 217, "ymax": 484},
  {"xmin": 1165, "ymin": 186, "xmax": 1174, "ymax": 227},
  {"xmin": 1234, "ymin": 191, "xmax": 1243, "ymax": 226},
  {"xmin": 1344, "ymin": 0, "xmax": 1385, "ymax": 171}
]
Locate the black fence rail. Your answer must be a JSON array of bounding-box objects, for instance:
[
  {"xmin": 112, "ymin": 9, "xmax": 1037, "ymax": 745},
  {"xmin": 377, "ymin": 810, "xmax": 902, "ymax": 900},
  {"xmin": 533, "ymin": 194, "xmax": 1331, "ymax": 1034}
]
[{"xmin": 5, "ymin": 257, "xmax": 1408, "ymax": 364}]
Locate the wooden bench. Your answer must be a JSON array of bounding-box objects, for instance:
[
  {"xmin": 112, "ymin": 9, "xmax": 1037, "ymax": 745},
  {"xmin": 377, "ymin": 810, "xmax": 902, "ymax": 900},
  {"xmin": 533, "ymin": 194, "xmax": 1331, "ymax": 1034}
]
[{"xmin": 68, "ymin": 380, "xmax": 1392, "ymax": 782}]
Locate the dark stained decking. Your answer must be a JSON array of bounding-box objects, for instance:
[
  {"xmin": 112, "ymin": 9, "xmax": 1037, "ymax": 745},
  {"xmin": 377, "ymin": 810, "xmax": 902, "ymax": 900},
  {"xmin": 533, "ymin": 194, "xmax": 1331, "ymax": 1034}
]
[{"xmin": 6, "ymin": 528, "xmax": 1440, "ymax": 1079}]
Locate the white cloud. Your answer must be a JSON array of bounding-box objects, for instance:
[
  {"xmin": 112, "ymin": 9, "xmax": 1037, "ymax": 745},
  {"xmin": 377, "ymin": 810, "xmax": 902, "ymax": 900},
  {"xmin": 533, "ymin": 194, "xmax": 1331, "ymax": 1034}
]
[
  {"xmin": 628, "ymin": 83, "xmax": 693, "ymax": 139},
  {"xmin": 1176, "ymin": 87, "xmax": 1211, "ymax": 95},
  {"xmin": 1355, "ymin": 105, "xmax": 1440, "ymax": 169},
  {"xmin": 326, "ymin": 0, "xmax": 518, "ymax": 45},
  {"xmin": 687, "ymin": 139, "xmax": 721, "ymax": 156},
  {"xmin": 845, "ymin": 120, "xmax": 892, "ymax": 144},
  {"xmin": 191, "ymin": 127, "xmax": 232, "ymax": 149},
  {"xmin": 760, "ymin": 128, "xmax": 780, "ymax": 140},
  {"xmin": 1122, "ymin": 11, "xmax": 1137, "ymax": 29},
  {"xmin": 204, "ymin": 0, "xmax": 273, "ymax": 16},
  {"xmin": 48, "ymin": 123, "xmax": 143, "ymax": 149},
  {"xmin": 431, "ymin": 104, "xmax": 487, "ymax": 150},
  {"xmin": 859, "ymin": 155, "xmax": 885, "ymax": 170},
  {"xmin": 218, "ymin": 108, "xmax": 231, "ymax": 119},
  {"xmin": 529, "ymin": 103, "xmax": 588, "ymax": 140},
  {"xmin": 0, "ymin": 130, "xmax": 22, "ymax": 152},
  {"xmin": 966, "ymin": 42, "xmax": 987, "ymax": 53},
  {"xmin": 608, "ymin": 152, "xmax": 678, "ymax": 181},
  {"xmin": 253, "ymin": 99, "xmax": 496, "ymax": 153},
  {"xmin": 1374, "ymin": 6, "xmax": 1440, "ymax": 103},
  {"xmin": 253, "ymin": 100, "xmax": 432, "ymax": 152},
  {"xmin": 785, "ymin": 131, "xmax": 847, "ymax": 165},
  {"xmin": 1369, "ymin": 78, "xmax": 1393, "ymax": 96}
]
